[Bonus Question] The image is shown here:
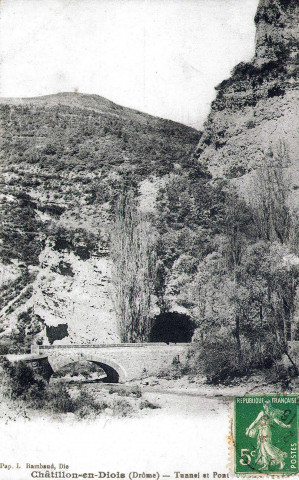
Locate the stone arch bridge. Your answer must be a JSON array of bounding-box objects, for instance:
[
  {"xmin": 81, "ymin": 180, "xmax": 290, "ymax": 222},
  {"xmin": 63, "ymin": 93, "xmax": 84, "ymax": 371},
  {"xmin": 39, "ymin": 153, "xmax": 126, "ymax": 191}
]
[{"xmin": 6, "ymin": 343, "xmax": 190, "ymax": 383}]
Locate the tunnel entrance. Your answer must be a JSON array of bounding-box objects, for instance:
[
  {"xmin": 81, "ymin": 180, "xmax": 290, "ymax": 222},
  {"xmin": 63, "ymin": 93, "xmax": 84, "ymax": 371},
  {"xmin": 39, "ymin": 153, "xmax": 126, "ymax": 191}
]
[{"xmin": 150, "ymin": 312, "xmax": 195, "ymax": 343}]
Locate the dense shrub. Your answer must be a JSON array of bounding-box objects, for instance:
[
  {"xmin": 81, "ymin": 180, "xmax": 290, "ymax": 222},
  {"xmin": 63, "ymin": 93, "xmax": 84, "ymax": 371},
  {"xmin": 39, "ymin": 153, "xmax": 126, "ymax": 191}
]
[
  {"xmin": 157, "ymin": 360, "xmax": 188, "ymax": 380},
  {"xmin": 108, "ymin": 385, "xmax": 142, "ymax": 398},
  {"xmin": 0, "ymin": 344, "xmax": 9, "ymax": 355},
  {"xmin": 74, "ymin": 390, "xmax": 108, "ymax": 419},
  {"xmin": 184, "ymin": 327, "xmax": 297, "ymax": 386},
  {"xmin": 139, "ymin": 400, "xmax": 160, "ymax": 410},
  {"xmin": 0, "ymin": 358, "xmax": 47, "ymax": 401},
  {"xmin": 0, "ymin": 359, "xmax": 159, "ymax": 418},
  {"xmin": 186, "ymin": 334, "xmax": 250, "ymax": 384},
  {"xmin": 0, "ymin": 359, "xmax": 101, "ymax": 416},
  {"xmin": 14, "ymin": 308, "xmax": 44, "ymax": 352},
  {"xmin": 111, "ymin": 398, "xmax": 134, "ymax": 417},
  {"xmin": 45, "ymin": 384, "xmax": 76, "ymax": 413},
  {"xmin": 265, "ymin": 363, "xmax": 298, "ymax": 390}
]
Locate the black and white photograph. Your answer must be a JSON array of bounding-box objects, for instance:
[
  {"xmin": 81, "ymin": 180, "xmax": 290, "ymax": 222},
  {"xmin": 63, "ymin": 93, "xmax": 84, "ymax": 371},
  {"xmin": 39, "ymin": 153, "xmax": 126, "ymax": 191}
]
[{"xmin": 0, "ymin": 0, "xmax": 298, "ymax": 478}]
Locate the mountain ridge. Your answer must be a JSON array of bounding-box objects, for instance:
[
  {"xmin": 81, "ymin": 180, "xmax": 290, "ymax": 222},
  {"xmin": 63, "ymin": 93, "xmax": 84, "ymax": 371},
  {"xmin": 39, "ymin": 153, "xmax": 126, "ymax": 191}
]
[{"xmin": 0, "ymin": 92, "xmax": 200, "ymax": 132}]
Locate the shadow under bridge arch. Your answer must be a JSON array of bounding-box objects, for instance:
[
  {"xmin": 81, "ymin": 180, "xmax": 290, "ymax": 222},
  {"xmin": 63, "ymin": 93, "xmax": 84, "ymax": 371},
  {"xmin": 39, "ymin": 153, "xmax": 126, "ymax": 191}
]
[
  {"xmin": 51, "ymin": 354, "xmax": 128, "ymax": 383},
  {"xmin": 88, "ymin": 356, "xmax": 128, "ymax": 383}
]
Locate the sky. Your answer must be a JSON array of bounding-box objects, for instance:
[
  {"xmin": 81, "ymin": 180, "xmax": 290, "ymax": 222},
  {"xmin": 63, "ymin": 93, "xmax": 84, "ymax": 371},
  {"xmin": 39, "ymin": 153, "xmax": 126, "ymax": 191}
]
[{"xmin": 0, "ymin": 0, "xmax": 259, "ymax": 129}]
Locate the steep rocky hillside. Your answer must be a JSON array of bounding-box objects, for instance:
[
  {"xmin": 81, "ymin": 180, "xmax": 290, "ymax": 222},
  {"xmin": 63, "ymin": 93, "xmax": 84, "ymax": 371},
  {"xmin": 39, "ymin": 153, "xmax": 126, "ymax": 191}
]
[
  {"xmin": 0, "ymin": 93, "xmax": 200, "ymax": 349},
  {"xmin": 195, "ymin": 0, "xmax": 298, "ymax": 195}
]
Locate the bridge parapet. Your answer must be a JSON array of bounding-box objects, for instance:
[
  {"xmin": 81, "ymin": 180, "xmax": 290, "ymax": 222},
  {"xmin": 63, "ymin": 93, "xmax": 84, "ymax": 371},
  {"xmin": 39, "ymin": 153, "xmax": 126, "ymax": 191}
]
[{"xmin": 33, "ymin": 342, "xmax": 175, "ymax": 352}]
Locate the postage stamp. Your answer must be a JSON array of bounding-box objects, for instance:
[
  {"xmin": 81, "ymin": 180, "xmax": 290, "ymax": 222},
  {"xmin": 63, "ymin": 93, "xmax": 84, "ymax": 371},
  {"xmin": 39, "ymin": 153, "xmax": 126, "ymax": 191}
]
[{"xmin": 234, "ymin": 395, "xmax": 298, "ymax": 475}]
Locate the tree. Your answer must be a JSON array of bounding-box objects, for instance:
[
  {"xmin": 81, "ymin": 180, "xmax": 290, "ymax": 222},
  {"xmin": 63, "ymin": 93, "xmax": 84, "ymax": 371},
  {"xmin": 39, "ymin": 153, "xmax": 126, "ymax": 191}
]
[
  {"xmin": 223, "ymin": 189, "xmax": 253, "ymax": 360},
  {"xmin": 249, "ymin": 140, "xmax": 298, "ymax": 369},
  {"xmin": 110, "ymin": 192, "xmax": 157, "ymax": 342},
  {"xmin": 250, "ymin": 140, "xmax": 292, "ymax": 244}
]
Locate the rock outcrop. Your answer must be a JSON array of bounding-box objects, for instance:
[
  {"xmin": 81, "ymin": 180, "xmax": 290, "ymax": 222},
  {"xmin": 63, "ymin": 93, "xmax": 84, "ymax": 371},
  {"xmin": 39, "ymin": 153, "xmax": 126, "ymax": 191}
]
[{"xmin": 195, "ymin": 0, "xmax": 298, "ymax": 193}]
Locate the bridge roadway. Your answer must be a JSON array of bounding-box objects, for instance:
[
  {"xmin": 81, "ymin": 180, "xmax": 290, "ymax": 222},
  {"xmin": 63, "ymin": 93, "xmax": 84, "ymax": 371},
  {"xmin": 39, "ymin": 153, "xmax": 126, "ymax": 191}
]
[{"xmin": 6, "ymin": 343, "xmax": 190, "ymax": 383}]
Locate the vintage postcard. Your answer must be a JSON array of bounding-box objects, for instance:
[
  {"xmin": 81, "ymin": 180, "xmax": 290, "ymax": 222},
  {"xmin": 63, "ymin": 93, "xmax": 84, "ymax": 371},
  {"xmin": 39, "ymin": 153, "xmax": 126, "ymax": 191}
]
[{"xmin": 0, "ymin": 0, "xmax": 298, "ymax": 479}]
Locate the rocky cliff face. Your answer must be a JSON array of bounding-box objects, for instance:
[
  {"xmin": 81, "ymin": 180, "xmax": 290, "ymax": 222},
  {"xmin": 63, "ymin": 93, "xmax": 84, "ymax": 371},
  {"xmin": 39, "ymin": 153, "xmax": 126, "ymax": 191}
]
[
  {"xmin": 254, "ymin": 0, "xmax": 298, "ymax": 65},
  {"xmin": 0, "ymin": 247, "xmax": 118, "ymax": 346},
  {"xmin": 195, "ymin": 0, "xmax": 298, "ymax": 192}
]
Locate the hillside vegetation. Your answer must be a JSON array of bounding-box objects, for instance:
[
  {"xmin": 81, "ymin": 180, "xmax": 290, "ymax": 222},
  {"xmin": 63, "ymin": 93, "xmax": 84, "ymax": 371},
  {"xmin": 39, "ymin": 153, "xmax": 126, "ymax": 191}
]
[
  {"xmin": 0, "ymin": 0, "xmax": 298, "ymax": 386},
  {"xmin": 0, "ymin": 93, "xmax": 200, "ymax": 348}
]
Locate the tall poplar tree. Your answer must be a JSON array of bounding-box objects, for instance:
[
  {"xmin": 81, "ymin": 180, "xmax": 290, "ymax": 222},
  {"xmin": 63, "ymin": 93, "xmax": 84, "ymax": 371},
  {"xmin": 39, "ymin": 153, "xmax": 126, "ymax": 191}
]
[{"xmin": 110, "ymin": 192, "xmax": 157, "ymax": 342}]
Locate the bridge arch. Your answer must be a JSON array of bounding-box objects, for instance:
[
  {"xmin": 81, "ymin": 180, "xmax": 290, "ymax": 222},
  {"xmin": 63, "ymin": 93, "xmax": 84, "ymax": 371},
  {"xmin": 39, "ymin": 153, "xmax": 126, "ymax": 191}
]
[{"xmin": 49, "ymin": 354, "xmax": 128, "ymax": 383}]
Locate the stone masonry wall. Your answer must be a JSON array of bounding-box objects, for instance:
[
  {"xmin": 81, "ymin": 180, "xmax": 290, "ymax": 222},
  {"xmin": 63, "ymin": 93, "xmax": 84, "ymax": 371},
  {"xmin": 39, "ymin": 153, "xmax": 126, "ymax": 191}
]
[{"xmin": 34, "ymin": 343, "xmax": 190, "ymax": 382}]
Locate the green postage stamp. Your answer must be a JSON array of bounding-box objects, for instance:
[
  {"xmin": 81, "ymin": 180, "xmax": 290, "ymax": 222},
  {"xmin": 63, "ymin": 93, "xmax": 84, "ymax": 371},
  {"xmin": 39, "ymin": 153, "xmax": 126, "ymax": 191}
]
[{"xmin": 234, "ymin": 395, "xmax": 298, "ymax": 475}]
